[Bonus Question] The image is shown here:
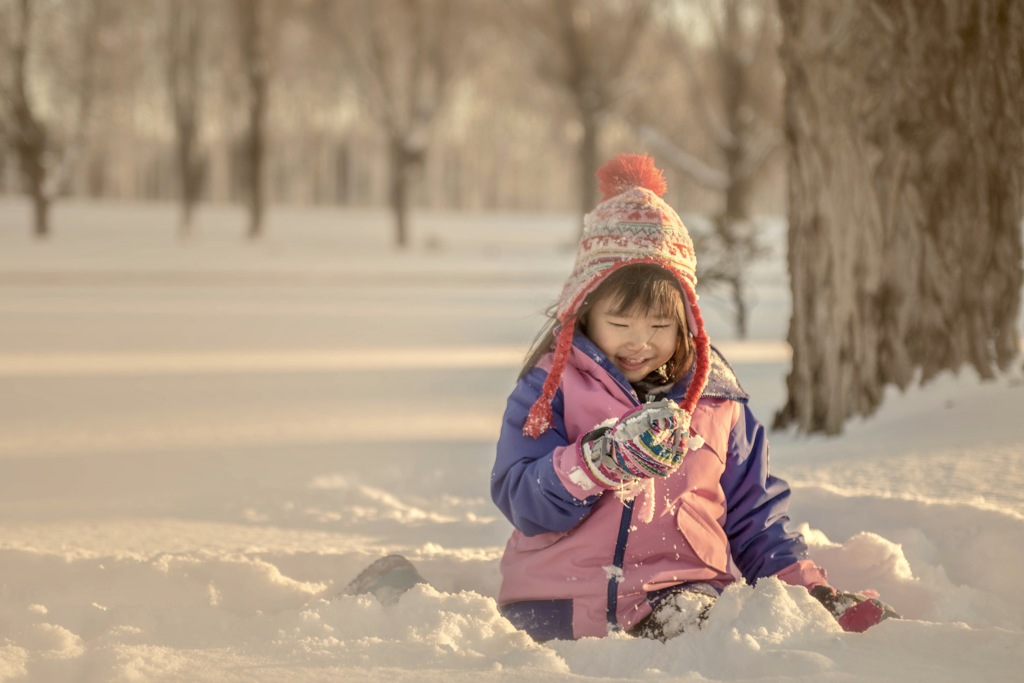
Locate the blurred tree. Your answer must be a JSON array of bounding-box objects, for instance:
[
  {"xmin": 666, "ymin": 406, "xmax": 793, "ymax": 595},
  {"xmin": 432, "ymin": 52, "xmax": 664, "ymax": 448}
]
[
  {"xmin": 314, "ymin": 0, "xmax": 473, "ymax": 248},
  {"xmin": 2, "ymin": 0, "xmax": 48, "ymax": 235},
  {"xmin": 508, "ymin": 0, "xmax": 655, "ymax": 236},
  {"xmin": 0, "ymin": 0, "xmax": 795, "ymax": 226},
  {"xmin": 636, "ymin": 0, "xmax": 782, "ymax": 338},
  {"xmin": 234, "ymin": 0, "xmax": 273, "ymax": 240},
  {"xmin": 0, "ymin": 0, "xmax": 105, "ymax": 238},
  {"xmin": 168, "ymin": 0, "xmax": 205, "ymax": 239},
  {"xmin": 775, "ymin": 0, "xmax": 1024, "ymax": 435},
  {"xmin": 0, "ymin": 1, "xmax": 8, "ymax": 176}
]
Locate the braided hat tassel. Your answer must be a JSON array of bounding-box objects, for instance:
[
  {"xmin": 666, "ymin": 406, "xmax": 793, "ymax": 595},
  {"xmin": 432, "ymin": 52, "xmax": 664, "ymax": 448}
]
[{"xmin": 523, "ymin": 320, "xmax": 576, "ymax": 438}]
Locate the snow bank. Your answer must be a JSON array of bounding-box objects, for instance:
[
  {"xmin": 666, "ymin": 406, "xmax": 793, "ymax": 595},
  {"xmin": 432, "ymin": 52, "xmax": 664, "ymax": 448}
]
[
  {"xmin": 0, "ymin": 549, "xmax": 561, "ymax": 681},
  {"xmin": 4, "ymin": 485, "xmax": 1023, "ymax": 682},
  {"xmin": 7, "ymin": 544, "xmax": 1021, "ymax": 683}
]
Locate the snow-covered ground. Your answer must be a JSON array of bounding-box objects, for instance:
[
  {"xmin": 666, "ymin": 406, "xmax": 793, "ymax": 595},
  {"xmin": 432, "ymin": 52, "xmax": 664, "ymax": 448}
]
[{"xmin": 1, "ymin": 198, "xmax": 1022, "ymax": 683}]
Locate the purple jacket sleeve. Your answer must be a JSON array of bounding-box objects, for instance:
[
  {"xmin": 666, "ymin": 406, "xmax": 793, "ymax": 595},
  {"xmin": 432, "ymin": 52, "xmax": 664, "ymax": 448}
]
[
  {"xmin": 490, "ymin": 367, "xmax": 600, "ymax": 536},
  {"xmin": 721, "ymin": 403, "xmax": 810, "ymax": 582}
]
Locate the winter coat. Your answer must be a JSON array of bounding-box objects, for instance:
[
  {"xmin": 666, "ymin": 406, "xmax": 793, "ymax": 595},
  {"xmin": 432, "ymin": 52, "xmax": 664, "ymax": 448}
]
[{"xmin": 491, "ymin": 334, "xmax": 827, "ymax": 640}]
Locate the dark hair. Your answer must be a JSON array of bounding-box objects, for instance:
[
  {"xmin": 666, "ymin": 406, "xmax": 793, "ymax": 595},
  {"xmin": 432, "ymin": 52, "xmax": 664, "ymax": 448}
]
[{"xmin": 519, "ymin": 264, "xmax": 692, "ymax": 382}]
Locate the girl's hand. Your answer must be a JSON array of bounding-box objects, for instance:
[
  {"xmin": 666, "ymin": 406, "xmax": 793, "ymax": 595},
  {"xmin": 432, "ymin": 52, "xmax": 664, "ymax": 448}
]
[
  {"xmin": 578, "ymin": 399, "xmax": 688, "ymax": 488},
  {"xmin": 810, "ymin": 585, "xmax": 900, "ymax": 632}
]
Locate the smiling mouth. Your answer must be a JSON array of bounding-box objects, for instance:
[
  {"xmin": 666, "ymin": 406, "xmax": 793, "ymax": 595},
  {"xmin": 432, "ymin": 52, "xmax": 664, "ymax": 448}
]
[{"xmin": 618, "ymin": 356, "xmax": 650, "ymax": 368}]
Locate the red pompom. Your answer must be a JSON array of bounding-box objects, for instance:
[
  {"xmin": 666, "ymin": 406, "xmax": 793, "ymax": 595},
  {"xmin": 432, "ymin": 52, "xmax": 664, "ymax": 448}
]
[{"xmin": 596, "ymin": 153, "xmax": 667, "ymax": 201}]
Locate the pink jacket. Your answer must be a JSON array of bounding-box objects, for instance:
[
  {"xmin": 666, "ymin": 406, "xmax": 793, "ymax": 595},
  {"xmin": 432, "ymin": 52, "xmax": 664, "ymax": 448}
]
[{"xmin": 492, "ymin": 336, "xmax": 826, "ymax": 640}]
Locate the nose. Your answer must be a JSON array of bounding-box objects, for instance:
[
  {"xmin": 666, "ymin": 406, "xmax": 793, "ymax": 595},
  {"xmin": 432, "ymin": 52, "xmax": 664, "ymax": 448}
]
[{"xmin": 625, "ymin": 328, "xmax": 650, "ymax": 350}]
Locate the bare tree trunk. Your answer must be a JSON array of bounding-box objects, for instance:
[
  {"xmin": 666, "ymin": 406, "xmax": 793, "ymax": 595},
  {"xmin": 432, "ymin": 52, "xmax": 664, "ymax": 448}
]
[
  {"xmin": 169, "ymin": 0, "xmax": 203, "ymax": 240},
  {"xmin": 717, "ymin": 0, "xmax": 755, "ymax": 339},
  {"xmin": 236, "ymin": 0, "xmax": 268, "ymax": 241},
  {"xmin": 578, "ymin": 112, "xmax": 599, "ymax": 225},
  {"xmin": 30, "ymin": 189, "xmax": 50, "ymax": 236},
  {"xmin": 554, "ymin": 0, "xmax": 603, "ymax": 226},
  {"xmin": 9, "ymin": 0, "xmax": 50, "ymax": 239},
  {"xmin": 4, "ymin": 0, "xmax": 104, "ymax": 239},
  {"xmin": 514, "ymin": 0, "xmax": 651, "ymax": 237},
  {"xmin": 903, "ymin": 2, "xmax": 1024, "ymax": 381},
  {"xmin": 245, "ymin": 67, "xmax": 266, "ymax": 241},
  {"xmin": 775, "ymin": 0, "xmax": 1024, "ymax": 435},
  {"xmin": 389, "ymin": 135, "xmax": 415, "ymax": 249},
  {"xmin": 728, "ymin": 275, "xmax": 748, "ymax": 339},
  {"xmin": 50, "ymin": 0, "xmax": 102, "ymax": 200},
  {"xmin": 323, "ymin": 0, "xmax": 459, "ymax": 248}
]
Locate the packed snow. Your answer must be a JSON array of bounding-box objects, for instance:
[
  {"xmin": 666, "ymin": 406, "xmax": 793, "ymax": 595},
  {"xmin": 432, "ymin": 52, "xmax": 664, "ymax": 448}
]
[{"xmin": 1, "ymin": 198, "xmax": 1022, "ymax": 682}]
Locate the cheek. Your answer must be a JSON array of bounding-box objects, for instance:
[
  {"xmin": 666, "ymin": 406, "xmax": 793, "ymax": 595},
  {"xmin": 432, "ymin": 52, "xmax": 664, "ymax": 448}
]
[
  {"xmin": 593, "ymin": 326, "xmax": 629, "ymax": 356},
  {"xmin": 661, "ymin": 330, "xmax": 681, "ymax": 354},
  {"xmin": 595, "ymin": 328, "xmax": 623, "ymax": 351}
]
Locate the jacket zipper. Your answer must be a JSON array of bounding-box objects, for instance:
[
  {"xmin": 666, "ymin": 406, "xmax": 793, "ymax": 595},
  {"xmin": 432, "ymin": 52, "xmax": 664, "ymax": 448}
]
[{"xmin": 606, "ymin": 499, "xmax": 635, "ymax": 632}]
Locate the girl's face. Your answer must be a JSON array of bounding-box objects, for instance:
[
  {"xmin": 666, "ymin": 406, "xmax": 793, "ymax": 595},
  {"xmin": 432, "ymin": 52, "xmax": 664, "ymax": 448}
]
[{"xmin": 587, "ymin": 295, "xmax": 680, "ymax": 383}]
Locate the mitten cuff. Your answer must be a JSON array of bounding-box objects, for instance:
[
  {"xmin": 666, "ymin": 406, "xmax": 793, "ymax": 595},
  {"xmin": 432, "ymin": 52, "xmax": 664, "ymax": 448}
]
[
  {"xmin": 553, "ymin": 443, "xmax": 602, "ymax": 499},
  {"xmin": 581, "ymin": 428, "xmax": 627, "ymax": 488},
  {"xmin": 554, "ymin": 429, "xmax": 624, "ymax": 497}
]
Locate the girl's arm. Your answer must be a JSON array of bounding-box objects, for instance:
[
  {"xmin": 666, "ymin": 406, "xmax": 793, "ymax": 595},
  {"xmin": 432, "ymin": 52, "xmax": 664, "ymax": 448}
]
[
  {"xmin": 721, "ymin": 404, "xmax": 899, "ymax": 631},
  {"xmin": 720, "ymin": 403, "xmax": 826, "ymax": 586},
  {"xmin": 491, "ymin": 367, "xmax": 601, "ymax": 536}
]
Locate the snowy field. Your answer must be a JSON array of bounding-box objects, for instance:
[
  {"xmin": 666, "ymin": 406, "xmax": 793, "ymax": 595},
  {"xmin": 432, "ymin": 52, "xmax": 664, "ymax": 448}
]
[{"xmin": 1, "ymin": 198, "xmax": 1022, "ymax": 683}]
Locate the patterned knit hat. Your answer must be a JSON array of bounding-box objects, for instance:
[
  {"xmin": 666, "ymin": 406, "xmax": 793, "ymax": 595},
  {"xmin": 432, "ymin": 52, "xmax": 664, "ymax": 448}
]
[{"xmin": 523, "ymin": 153, "xmax": 711, "ymax": 438}]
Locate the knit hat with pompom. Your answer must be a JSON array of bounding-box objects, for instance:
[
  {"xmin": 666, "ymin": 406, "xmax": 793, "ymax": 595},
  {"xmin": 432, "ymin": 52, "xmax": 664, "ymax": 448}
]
[{"xmin": 523, "ymin": 153, "xmax": 711, "ymax": 438}]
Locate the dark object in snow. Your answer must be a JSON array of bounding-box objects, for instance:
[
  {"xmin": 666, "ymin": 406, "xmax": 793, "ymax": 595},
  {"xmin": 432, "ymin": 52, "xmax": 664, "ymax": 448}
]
[
  {"xmin": 810, "ymin": 584, "xmax": 901, "ymax": 633},
  {"xmin": 344, "ymin": 554, "xmax": 427, "ymax": 606}
]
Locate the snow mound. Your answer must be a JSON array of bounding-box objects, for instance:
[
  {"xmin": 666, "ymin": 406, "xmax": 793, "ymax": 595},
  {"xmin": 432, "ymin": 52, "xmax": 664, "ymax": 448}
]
[
  {"xmin": 794, "ymin": 485, "xmax": 1024, "ymax": 630},
  {"xmin": 271, "ymin": 585, "xmax": 568, "ymax": 673},
  {"xmin": 552, "ymin": 579, "xmax": 841, "ymax": 679}
]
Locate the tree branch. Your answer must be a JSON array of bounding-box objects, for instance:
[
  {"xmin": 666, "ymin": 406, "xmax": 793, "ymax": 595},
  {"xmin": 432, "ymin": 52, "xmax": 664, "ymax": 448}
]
[
  {"xmin": 638, "ymin": 124, "xmax": 730, "ymax": 190},
  {"xmin": 736, "ymin": 127, "xmax": 782, "ymax": 181},
  {"xmin": 672, "ymin": 21, "xmax": 734, "ymax": 148},
  {"xmin": 364, "ymin": 2, "xmax": 401, "ymax": 133}
]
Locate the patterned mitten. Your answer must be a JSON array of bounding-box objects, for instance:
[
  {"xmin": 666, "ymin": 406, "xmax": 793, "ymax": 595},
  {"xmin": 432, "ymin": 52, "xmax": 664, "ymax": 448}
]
[
  {"xmin": 810, "ymin": 585, "xmax": 900, "ymax": 633},
  {"xmin": 577, "ymin": 399, "xmax": 687, "ymax": 489}
]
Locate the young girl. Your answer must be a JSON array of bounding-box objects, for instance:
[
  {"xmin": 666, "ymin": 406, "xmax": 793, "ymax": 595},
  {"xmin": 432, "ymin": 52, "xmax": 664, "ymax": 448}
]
[{"xmin": 491, "ymin": 153, "xmax": 896, "ymax": 641}]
